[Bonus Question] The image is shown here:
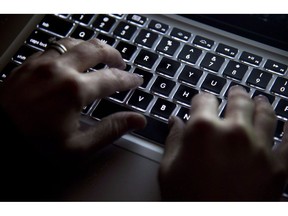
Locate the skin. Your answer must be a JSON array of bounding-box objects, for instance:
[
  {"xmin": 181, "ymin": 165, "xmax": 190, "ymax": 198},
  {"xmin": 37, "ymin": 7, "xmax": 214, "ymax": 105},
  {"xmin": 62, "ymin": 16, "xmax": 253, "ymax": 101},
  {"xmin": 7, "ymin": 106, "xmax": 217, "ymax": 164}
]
[{"xmin": 159, "ymin": 86, "xmax": 288, "ymax": 201}]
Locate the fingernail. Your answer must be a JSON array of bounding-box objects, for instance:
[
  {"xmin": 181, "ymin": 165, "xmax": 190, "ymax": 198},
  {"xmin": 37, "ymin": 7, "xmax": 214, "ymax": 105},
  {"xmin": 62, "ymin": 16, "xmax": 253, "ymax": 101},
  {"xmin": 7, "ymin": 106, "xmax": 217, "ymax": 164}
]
[
  {"xmin": 133, "ymin": 73, "xmax": 144, "ymax": 84},
  {"xmin": 230, "ymin": 85, "xmax": 245, "ymax": 92},
  {"xmin": 168, "ymin": 116, "xmax": 175, "ymax": 129},
  {"xmin": 254, "ymin": 94, "xmax": 269, "ymax": 103}
]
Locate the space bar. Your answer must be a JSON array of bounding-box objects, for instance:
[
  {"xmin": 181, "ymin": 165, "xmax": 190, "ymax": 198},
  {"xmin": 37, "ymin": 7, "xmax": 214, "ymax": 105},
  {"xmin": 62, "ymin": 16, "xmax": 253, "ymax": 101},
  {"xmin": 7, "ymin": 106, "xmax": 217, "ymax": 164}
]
[{"xmin": 92, "ymin": 99, "xmax": 169, "ymax": 145}]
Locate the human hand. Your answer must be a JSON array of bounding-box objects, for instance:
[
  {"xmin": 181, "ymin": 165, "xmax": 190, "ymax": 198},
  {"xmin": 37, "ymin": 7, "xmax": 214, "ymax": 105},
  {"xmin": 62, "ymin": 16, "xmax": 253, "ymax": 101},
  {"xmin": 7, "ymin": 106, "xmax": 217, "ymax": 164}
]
[
  {"xmin": 159, "ymin": 86, "xmax": 288, "ymax": 201},
  {"xmin": 0, "ymin": 38, "xmax": 146, "ymax": 159}
]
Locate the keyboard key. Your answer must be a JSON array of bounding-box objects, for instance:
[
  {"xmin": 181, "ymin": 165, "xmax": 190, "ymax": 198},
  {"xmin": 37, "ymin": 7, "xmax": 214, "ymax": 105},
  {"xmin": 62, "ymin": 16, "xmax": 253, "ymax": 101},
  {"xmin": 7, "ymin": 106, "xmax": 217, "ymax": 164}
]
[
  {"xmin": 26, "ymin": 30, "xmax": 59, "ymax": 50},
  {"xmin": 200, "ymin": 53, "xmax": 225, "ymax": 72},
  {"xmin": 109, "ymin": 90, "xmax": 130, "ymax": 102},
  {"xmin": 201, "ymin": 74, "xmax": 227, "ymax": 95},
  {"xmin": 177, "ymin": 107, "xmax": 191, "ymax": 122},
  {"xmin": 115, "ymin": 41, "xmax": 137, "ymax": 60},
  {"xmin": 113, "ymin": 21, "xmax": 137, "ymax": 40},
  {"xmin": 178, "ymin": 65, "xmax": 203, "ymax": 86},
  {"xmin": 264, "ymin": 59, "xmax": 287, "ymax": 74},
  {"xmin": 92, "ymin": 15, "xmax": 116, "ymax": 32},
  {"xmin": 39, "ymin": 15, "xmax": 74, "ymax": 36},
  {"xmin": 252, "ymin": 90, "xmax": 275, "ymax": 104},
  {"xmin": 12, "ymin": 45, "xmax": 38, "ymax": 64},
  {"xmin": 70, "ymin": 25, "xmax": 95, "ymax": 40},
  {"xmin": 0, "ymin": 62, "xmax": 19, "ymax": 82},
  {"xmin": 275, "ymin": 120, "xmax": 285, "ymax": 140},
  {"xmin": 151, "ymin": 98, "xmax": 176, "ymax": 120},
  {"xmin": 275, "ymin": 99, "xmax": 288, "ymax": 119},
  {"xmin": 127, "ymin": 89, "xmax": 153, "ymax": 110},
  {"xmin": 134, "ymin": 49, "xmax": 158, "ymax": 69},
  {"xmin": 91, "ymin": 99, "xmax": 132, "ymax": 120},
  {"xmin": 71, "ymin": 14, "xmax": 94, "ymax": 25},
  {"xmin": 96, "ymin": 33, "xmax": 116, "ymax": 45},
  {"xmin": 132, "ymin": 68, "xmax": 153, "ymax": 88},
  {"xmin": 216, "ymin": 43, "xmax": 238, "ymax": 58},
  {"xmin": 224, "ymin": 82, "xmax": 250, "ymax": 98},
  {"xmin": 156, "ymin": 57, "xmax": 180, "ymax": 77},
  {"xmin": 223, "ymin": 60, "xmax": 248, "ymax": 81},
  {"xmin": 126, "ymin": 14, "xmax": 147, "ymax": 25},
  {"xmin": 156, "ymin": 37, "xmax": 180, "ymax": 56},
  {"xmin": 173, "ymin": 84, "xmax": 198, "ymax": 105},
  {"xmin": 271, "ymin": 77, "xmax": 288, "ymax": 98},
  {"xmin": 133, "ymin": 115, "xmax": 169, "ymax": 145},
  {"xmin": 151, "ymin": 76, "xmax": 176, "ymax": 97},
  {"xmin": 134, "ymin": 29, "xmax": 158, "ymax": 48},
  {"xmin": 148, "ymin": 20, "xmax": 169, "ymax": 34},
  {"xmin": 240, "ymin": 51, "xmax": 262, "ymax": 66},
  {"xmin": 82, "ymin": 102, "xmax": 94, "ymax": 114},
  {"xmin": 178, "ymin": 45, "xmax": 202, "ymax": 64},
  {"xmin": 193, "ymin": 35, "xmax": 214, "ymax": 49},
  {"xmin": 246, "ymin": 69, "xmax": 272, "ymax": 89},
  {"xmin": 170, "ymin": 27, "xmax": 191, "ymax": 41}
]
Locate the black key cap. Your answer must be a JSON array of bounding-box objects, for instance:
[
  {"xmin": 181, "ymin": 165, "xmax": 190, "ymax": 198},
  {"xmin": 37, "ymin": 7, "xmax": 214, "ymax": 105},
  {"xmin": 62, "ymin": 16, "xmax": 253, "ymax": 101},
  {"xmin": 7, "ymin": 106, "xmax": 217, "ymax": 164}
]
[
  {"xmin": 156, "ymin": 37, "xmax": 180, "ymax": 56},
  {"xmin": 178, "ymin": 65, "xmax": 203, "ymax": 86},
  {"xmin": 132, "ymin": 68, "xmax": 153, "ymax": 88},
  {"xmin": 71, "ymin": 14, "xmax": 94, "ymax": 25},
  {"xmin": 224, "ymin": 82, "xmax": 250, "ymax": 98},
  {"xmin": 127, "ymin": 89, "xmax": 153, "ymax": 110},
  {"xmin": 193, "ymin": 35, "xmax": 214, "ymax": 49},
  {"xmin": 126, "ymin": 14, "xmax": 147, "ymax": 25},
  {"xmin": 26, "ymin": 30, "xmax": 59, "ymax": 50},
  {"xmin": 96, "ymin": 33, "xmax": 116, "ymax": 45},
  {"xmin": 151, "ymin": 76, "xmax": 176, "ymax": 97},
  {"xmin": 223, "ymin": 60, "xmax": 248, "ymax": 81},
  {"xmin": 216, "ymin": 43, "xmax": 238, "ymax": 58},
  {"xmin": 134, "ymin": 29, "xmax": 158, "ymax": 48},
  {"xmin": 264, "ymin": 59, "xmax": 287, "ymax": 74},
  {"xmin": 113, "ymin": 21, "xmax": 137, "ymax": 40},
  {"xmin": 170, "ymin": 27, "xmax": 191, "ymax": 41},
  {"xmin": 275, "ymin": 99, "xmax": 288, "ymax": 119},
  {"xmin": 82, "ymin": 102, "xmax": 93, "ymax": 114},
  {"xmin": 109, "ymin": 90, "xmax": 130, "ymax": 102},
  {"xmin": 246, "ymin": 69, "xmax": 272, "ymax": 89},
  {"xmin": 178, "ymin": 45, "xmax": 202, "ymax": 64},
  {"xmin": 134, "ymin": 49, "xmax": 158, "ymax": 69},
  {"xmin": 39, "ymin": 15, "xmax": 73, "ymax": 36},
  {"xmin": 177, "ymin": 107, "xmax": 191, "ymax": 122},
  {"xmin": 201, "ymin": 74, "xmax": 227, "ymax": 95},
  {"xmin": 156, "ymin": 57, "xmax": 180, "ymax": 77},
  {"xmin": 70, "ymin": 25, "xmax": 95, "ymax": 40},
  {"xmin": 148, "ymin": 20, "xmax": 169, "ymax": 34},
  {"xmin": 252, "ymin": 90, "xmax": 275, "ymax": 104},
  {"xmin": 275, "ymin": 120, "xmax": 285, "ymax": 140},
  {"xmin": 271, "ymin": 77, "xmax": 288, "ymax": 98},
  {"xmin": 200, "ymin": 53, "xmax": 225, "ymax": 72},
  {"xmin": 240, "ymin": 51, "xmax": 262, "ymax": 66},
  {"xmin": 116, "ymin": 41, "xmax": 137, "ymax": 60},
  {"xmin": 92, "ymin": 15, "xmax": 116, "ymax": 32},
  {"xmin": 0, "ymin": 62, "xmax": 19, "ymax": 82},
  {"xmin": 91, "ymin": 99, "xmax": 132, "ymax": 119},
  {"xmin": 12, "ymin": 45, "xmax": 38, "ymax": 64},
  {"xmin": 133, "ymin": 115, "xmax": 169, "ymax": 145},
  {"xmin": 173, "ymin": 84, "xmax": 198, "ymax": 105},
  {"xmin": 151, "ymin": 98, "xmax": 176, "ymax": 120}
]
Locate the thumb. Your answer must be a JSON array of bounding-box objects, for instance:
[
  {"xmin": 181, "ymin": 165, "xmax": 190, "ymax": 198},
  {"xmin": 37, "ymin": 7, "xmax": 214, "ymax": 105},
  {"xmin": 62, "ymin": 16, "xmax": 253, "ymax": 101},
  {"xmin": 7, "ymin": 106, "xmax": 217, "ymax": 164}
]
[
  {"xmin": 67, "ymin": 112, "xmax": 147, "ymax": 155},
  {"xmin": 162, "ymin": 116, "xmax": 185, "ymax": 163}
]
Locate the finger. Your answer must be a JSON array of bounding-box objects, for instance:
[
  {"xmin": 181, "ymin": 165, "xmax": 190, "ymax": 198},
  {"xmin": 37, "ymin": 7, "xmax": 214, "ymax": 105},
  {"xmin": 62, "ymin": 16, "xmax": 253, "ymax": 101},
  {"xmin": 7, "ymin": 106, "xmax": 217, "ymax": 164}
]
[
  {"xmin": 189, "ymin": 92, "xmax": 219, "ymax": 121},
  {"xmin": 82, "ymin": 68, "xmax": 143, "ymax": 103},
  {"xmin": 162, "ymin": 116, "xmax": 185, "ymax": 164},
  {"xmin": 225, "ymin": 85, "xmax": 254, "ymax": 124},
  {"xmin": 59, "ymin": 38, "xmax": 126, "ymax": 72},
  {"xmin": 66, "ymin": 112, "xmax": 147, "ymax": 155},
  {"xmin": 253, "ymin": 95, "xmax": 277, "ymax": 147},
  {"xmin": 41, "ymin": 37, "xmax": 82, "ymax": 58}
]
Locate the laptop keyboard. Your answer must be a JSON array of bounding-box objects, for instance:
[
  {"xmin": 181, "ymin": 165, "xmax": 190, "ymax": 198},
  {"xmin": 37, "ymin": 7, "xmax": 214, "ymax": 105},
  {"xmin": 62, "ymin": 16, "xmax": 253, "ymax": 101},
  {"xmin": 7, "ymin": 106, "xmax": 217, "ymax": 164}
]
[{"xmin": 1, "ymin": 14, "xmax": 288, "ymax": 146}]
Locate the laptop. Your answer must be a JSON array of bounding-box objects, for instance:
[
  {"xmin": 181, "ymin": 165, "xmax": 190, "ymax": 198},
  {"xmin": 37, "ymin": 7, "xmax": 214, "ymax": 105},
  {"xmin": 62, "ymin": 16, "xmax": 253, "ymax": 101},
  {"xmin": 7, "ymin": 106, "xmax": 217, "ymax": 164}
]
[{"xmin": 0, "ymin": 14, "xmax": 288, "ymax": 200}]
